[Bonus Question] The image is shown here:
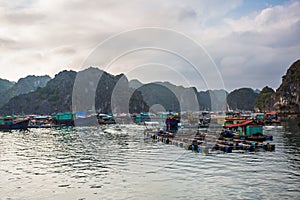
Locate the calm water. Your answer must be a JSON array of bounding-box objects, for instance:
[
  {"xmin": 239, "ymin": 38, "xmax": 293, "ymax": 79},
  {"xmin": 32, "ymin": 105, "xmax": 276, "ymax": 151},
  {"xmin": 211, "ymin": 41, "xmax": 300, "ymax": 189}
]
[{"xmin": 0, "ymin": 121, "xmax": 299, "ymax": 200}]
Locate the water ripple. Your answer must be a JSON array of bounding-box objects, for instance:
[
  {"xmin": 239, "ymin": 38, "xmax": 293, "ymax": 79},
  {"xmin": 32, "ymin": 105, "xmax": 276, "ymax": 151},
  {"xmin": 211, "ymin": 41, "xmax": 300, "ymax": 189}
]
[{"xmin": 0, "ymin": 124, "xmax": 299, "ymax": 199}]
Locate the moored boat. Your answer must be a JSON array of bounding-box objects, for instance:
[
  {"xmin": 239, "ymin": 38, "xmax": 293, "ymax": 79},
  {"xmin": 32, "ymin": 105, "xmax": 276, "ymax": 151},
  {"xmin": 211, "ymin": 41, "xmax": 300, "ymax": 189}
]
[
  {"xmin": 74, "ymin": 111, "xmax": 98, "ymax": 126},
  {"xmin": 0, "ymin": 116, "xmax": 29, "ymax": 131},
  {"xmin": 97, "ymin": 113, "xmax": 116, "ymax": 125},
  {"xmin": 198, "ymin": 111, "xmax": 210, "ymax": 128},
  {"xmin": 264, "ymin": 112, "xmax": 281, "ymax": 126},
  {"xmin": 131, "ymin": 112, "xmax": 151, "ymax": 124},
  {"xmin": 52, "ymin": 112, "xmax": 75, "ymax": 126},
  {"xmin": 75, "ymin": 115, "xmax": 98, "ymax": 126},
  {"xmin": 222, "ymin": 119, "xmax": 273, "ymax": 142},
  {"xmin": 28, "ymin": 115, "xmax": 56, "ymax": 128},
  {"xmin": 224, "ymin": 111, "xmax": 248, "ymax": 127},
  {"xmin": 165, "ymin": 112, "xmax": 180, "ymax": 133}
]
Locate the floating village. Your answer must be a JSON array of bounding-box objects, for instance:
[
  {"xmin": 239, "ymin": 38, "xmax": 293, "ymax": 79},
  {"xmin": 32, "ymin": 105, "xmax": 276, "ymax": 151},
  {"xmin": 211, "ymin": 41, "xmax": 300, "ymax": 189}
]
[
  {"xmin": 0, "ymin": 110, "xmax": 279, "ymax": 154},
  {"xmin": 143, "ymin": 111, "xmax": 277, "ymax": 154}
]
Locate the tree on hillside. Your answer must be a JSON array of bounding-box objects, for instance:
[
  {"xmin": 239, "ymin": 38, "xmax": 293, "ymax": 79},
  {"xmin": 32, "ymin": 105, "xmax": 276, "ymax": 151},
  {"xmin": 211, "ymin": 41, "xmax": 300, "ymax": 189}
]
[{"xmin": 254, "ymin": 86, "xmax": 275, "ymax": 112}]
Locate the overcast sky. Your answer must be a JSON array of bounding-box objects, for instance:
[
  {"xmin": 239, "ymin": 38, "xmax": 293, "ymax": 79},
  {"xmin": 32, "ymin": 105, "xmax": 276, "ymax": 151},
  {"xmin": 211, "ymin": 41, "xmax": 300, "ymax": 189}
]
[{"xmin": 0, "ymin": 0, "xmax": 299, "ymax": 91}]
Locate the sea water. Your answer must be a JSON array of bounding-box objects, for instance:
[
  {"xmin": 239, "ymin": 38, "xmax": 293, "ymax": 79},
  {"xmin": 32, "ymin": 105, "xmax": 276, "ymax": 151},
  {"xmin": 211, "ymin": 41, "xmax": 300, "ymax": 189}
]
[{"xmin": 0, "ymin": 121, "xmax": 299, "ymax": 199}]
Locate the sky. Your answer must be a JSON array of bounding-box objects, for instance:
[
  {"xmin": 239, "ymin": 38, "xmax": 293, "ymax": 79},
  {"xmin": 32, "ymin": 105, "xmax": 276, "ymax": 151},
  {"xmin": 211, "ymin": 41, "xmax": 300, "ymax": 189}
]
[{"xmin": 0, "ymin": 0, "xmax": 299, "ymax": 92}]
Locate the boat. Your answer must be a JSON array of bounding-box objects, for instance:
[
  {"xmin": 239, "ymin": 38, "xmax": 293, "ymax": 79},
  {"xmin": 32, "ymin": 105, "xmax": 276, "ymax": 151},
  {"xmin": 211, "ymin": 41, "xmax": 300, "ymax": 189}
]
[
  {"xmin": 74, "ymin": 111, "xmax": 98, "ymax": 126},
  {"xmin": 28, "ymin": 115, "xmax": 56, "ymax": 128},
  {"xmin": 264, "ymin": 112, "xmax": 281, "ymax": 126},
  {"xmin": 131, "ymin": 112, "xmax": 151, "ymax": 124},
  {"xmin": 254, "ymin": 112, "xmax": 282, "ymax": 128},
  {"xmin": 198, "ymin": 111, "xmax": 210, "ymax": 128},
  {"xmin": 51, "ymin": 111, "xmax": 100, "ymax": 127},
  {"xmin": 0, "ymin": 116, "xmax": 29, "ymax": 131},
  {"xmin": 74, "ymin": 115, "xmax": 98, "ymax": 126},
  {"xmin": 222, "ymin": 120, "xmax": 272, "ymax": 142},
  {"xmin": 224, "ymin": 111, "xmax": 248, "ymax": 126},
  {"xmin": 143, "ymin": 112, "xmax": 180, "ymax": 138},
  {"xmin": 165, "ymin": 112, "xmax": 180, "ymax": 133},
  {"xmin": 52, "ymin": 112, "xmax": 75, "ymax": 126},
  {"xmin": 97, "ymin": 113, "xmax": 116, "ymax": 125},
  {"xmin": 254, "ymin": 113, "xmax": 265, "ymax": 124}
]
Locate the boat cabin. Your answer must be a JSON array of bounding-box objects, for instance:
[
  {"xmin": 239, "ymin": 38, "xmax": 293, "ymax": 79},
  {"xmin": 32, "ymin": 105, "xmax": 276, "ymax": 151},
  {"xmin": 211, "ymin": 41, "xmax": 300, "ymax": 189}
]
[
  {"xmin": 223, "ymin": 120, "xmax": 263, "ymax": 136},
  {"xmin": 265, "ymin": 112, "xmax": 280, "ymax": 125},
  {"xmin": 52, "ymin": 112, "xmax": 76, "ymax": 126}
]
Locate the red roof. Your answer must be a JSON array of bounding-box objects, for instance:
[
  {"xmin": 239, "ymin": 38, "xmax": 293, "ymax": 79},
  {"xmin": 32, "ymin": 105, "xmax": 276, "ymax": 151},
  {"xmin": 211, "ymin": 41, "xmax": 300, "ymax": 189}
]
[
  {"xmin": 266, "ymin": 112, "xmax": 277, "ymax": 115},
  {"xmin": 224, "ymin": 120, "xmax": 253, "ymax": 128}
]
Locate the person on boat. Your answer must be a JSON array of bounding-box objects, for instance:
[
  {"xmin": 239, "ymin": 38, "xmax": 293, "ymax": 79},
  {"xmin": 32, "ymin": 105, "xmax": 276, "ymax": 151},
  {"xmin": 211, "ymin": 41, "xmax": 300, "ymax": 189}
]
[{"xmin": 157, "ymin": 129, "xmax": 164, "ymax": 136}]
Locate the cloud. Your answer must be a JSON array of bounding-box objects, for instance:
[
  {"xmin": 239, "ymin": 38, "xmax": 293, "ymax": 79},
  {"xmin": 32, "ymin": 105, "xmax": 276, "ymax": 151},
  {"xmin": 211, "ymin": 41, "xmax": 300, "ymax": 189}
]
[
  {"xmin": 0, "ymin": 37, "xmax": 18, "ymax": 49},
  {"xmin": 0, "ymin": 0, "xmax": 299, "ymax": 92},
  {"xmin": 202, "ymin": 1, "xmax": 300, "ymax": 90},
  {"xmin": 3, "ymin": 10, "xmax": 45, "ymax": 25}
]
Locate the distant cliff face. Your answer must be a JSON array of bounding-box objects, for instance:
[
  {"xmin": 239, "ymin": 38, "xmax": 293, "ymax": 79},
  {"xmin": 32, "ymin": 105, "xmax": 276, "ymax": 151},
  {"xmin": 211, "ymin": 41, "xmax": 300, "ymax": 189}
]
[
  {"xmin": 16, "ymin": 75, "xmax": 51, "ymax": 94},
  {"xmin": 0, "ymin": 78, "xmax": 14, "ymax": 94},
  {"xmin": 1, "ymin": 68, "xmax": 148, "ymax": 115},
  {"xmin": 0, "ymin": 75, "xmax": 50, "ymax": 108},
  {"xmin": 227, "ymin": 88, "xmax": 258, "ymax": 111},
  {"xmin": 130, "ymin": 81, "xmax": 227, "ymax": 112},
  {"xmin": 10, "ymin": 62, "xmax": 300, "ymax": 115},
  {"xmin": 254, "ymin": 86, "xmax": 275, "ymax": 112},
  {"xmin": 273, "ymin": 60, "xmax": 300, "ymax": 114},
  {"xmin": 196, "ymin": 90, "xmax": 227, "ymax": 111},
  {"xmin": 1, "ymin": 71, "xmax": 76, "ymax": 114},
  {"xmin": 134, "ymin": 83, "xmax": 181, "ymax": 112}
]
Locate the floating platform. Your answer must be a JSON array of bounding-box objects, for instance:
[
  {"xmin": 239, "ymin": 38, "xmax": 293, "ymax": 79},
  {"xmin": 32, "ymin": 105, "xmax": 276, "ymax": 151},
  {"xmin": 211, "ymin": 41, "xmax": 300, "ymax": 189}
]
[{"xmin": 144, "ymin": 130, "xmax": 275, "ymax": 154}]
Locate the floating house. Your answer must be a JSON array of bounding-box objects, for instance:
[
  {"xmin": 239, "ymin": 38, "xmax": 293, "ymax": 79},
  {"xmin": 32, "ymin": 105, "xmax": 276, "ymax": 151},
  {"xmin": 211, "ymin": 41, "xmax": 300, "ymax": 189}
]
[{"xmin": 52, "ymin": 112, "xmax": 75, "ymax": 126}]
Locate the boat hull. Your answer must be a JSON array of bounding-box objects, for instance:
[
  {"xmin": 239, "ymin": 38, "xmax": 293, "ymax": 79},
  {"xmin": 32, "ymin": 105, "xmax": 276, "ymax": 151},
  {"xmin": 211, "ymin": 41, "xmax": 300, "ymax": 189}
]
[
  {"xmin": 55, "ymin": 119, "xmax": 75, "ymax": 126},
  {"xmin": 0, "ymin": 119, "xmax": 29, "ymax": 131},
  {"xmin": 75, "ymin": 116, "xmax": 98, "ymax": 126}
]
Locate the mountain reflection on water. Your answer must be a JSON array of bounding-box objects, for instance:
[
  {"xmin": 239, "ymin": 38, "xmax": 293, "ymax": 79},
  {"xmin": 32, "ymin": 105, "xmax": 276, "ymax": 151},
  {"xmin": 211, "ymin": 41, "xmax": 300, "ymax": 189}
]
[{"xmin": 0, "ymin": 122, "xmax": 299, "ymax": 200}]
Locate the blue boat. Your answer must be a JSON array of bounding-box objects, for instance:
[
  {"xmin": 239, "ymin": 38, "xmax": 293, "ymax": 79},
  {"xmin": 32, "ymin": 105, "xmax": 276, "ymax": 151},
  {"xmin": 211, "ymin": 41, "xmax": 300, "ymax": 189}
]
[{"xmin": 0, "ymin": 116, "xmax": 29, "ymax": 131}]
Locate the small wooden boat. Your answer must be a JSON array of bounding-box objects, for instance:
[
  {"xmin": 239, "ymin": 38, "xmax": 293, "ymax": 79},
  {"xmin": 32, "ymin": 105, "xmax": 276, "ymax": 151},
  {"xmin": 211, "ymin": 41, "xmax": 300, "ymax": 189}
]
[
  {"xmin": 97, "ymin": 113, "xmax": 116, "ymax": 125},
  {"xmin": 0, "ymin": 116, "xmax": 29, "ymax": 131}
]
